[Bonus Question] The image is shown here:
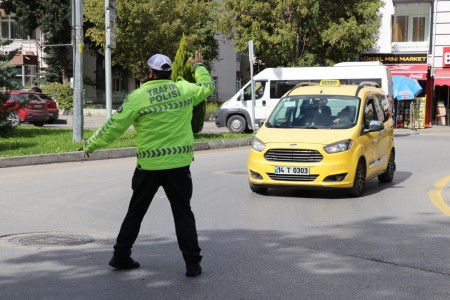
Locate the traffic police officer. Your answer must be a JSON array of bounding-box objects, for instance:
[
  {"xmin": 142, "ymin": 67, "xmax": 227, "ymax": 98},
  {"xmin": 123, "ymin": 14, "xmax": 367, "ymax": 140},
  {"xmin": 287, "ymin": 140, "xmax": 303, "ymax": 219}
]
[{"xmin": 83, "ymin": 51, "xmax": 215, "ymax": 277}]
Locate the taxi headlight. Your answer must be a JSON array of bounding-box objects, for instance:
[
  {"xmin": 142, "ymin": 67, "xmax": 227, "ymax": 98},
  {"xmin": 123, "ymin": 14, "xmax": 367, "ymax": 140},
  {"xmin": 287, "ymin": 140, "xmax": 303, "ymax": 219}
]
[
  {"xmin": 251, "ymin": 137, "xmax": 266, "ymax": 152},
  {"xmin": 323, "ymin": 139, "xmax": 352, "ymax": 154}
]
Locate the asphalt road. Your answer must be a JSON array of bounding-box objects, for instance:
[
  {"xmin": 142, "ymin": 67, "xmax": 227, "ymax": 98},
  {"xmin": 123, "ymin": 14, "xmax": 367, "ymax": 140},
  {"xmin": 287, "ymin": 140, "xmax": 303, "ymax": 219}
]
[{"xmin": 1, "ymin": 132, "xmax": 450, "ymax": 299}]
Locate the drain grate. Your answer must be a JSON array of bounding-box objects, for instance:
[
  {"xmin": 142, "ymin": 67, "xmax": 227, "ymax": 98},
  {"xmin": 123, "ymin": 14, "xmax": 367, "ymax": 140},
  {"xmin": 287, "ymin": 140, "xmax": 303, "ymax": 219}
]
[{"xmin": 6, "ymin": 233, "xmax": 94, "ymax": 247}]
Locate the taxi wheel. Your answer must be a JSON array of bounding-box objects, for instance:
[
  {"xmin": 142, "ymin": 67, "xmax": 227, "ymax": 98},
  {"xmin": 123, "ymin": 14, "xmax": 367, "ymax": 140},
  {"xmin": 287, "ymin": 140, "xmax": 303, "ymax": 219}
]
[
  {"xmin": 249, "ymin": 183, "xmax": 268, "ymax": 194},
  {"xmin": 348, "ymin": 160, "xmax": 366, "ymax": 197},
  {"xmin": 227, "ymin": 115, "xmax": 246, "ymax": 134},
  {"xmin": 378, "ymin": 151, "xmax": 395, "ymax": 183}
]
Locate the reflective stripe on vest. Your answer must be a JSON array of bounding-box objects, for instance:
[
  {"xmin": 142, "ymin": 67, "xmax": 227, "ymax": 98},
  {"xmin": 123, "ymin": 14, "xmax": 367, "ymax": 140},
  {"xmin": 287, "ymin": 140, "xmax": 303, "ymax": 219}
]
[{"xmin": 136, "ymin": 145, "xmax": 194, "ymax": 158}]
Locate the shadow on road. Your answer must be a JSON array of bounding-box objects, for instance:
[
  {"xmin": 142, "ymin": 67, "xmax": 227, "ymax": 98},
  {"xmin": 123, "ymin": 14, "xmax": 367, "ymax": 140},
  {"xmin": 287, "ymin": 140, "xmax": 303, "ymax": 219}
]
[{"xmin": 1, "ymin": 215, "xmax": 450, "ymax": 299}]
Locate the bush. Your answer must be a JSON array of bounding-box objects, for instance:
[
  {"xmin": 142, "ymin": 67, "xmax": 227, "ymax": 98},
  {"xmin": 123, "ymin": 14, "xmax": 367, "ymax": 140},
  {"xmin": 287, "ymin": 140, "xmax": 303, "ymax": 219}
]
[
  {"xmin": 41, "ymin": 82, "xmax": 73, "ymax": 112},
  {"xmin": 206, "ymin": 101, "xmax": 221, "ymax": 115}
]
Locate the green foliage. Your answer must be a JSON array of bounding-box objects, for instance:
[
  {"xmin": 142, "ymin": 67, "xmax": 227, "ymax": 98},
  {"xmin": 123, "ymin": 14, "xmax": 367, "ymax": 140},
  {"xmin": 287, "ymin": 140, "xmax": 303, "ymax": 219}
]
[
  {"xmin": 0, "ymin": 38, "xmax": 19, "ymax": 137},
  {"xmin": 206, "ymin": 102, "xmax": 221, "ymax": 115},
  {"xmin": 41, "ymin": 82, "xmax": 73, "ymax": 112},
  {"xmin": 215, "ymin": 0, "xmax": 383, "ymax": 67},
  {"xmin": 84, "ymin": 0, "xmax": 219, "ymax": 81},
  {"xmin": 171, "ymin": 34, "xmax": 205, "ymax": 133},
  {"xmin": 1, "ymin": 0, "xmax": 72, "ymax": 83}
]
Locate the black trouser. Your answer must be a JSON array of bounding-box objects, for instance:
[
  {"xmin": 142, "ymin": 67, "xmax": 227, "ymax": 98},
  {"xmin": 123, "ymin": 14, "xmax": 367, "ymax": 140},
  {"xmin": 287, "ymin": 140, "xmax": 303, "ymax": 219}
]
[{"xmin": 113, "ymin": 165, "xmax": 202, "ymax": 264}]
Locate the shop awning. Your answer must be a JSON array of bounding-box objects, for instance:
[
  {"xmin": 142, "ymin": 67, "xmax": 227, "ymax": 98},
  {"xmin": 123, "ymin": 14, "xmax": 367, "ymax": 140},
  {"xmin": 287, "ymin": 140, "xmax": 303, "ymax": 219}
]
[
  {"xmin": 387, "ymin": 64, "xmax": 428, "ymax": 80},
  {"xmin": 434, "ymin": 68, "xmax": 450, "ymax": 86}
]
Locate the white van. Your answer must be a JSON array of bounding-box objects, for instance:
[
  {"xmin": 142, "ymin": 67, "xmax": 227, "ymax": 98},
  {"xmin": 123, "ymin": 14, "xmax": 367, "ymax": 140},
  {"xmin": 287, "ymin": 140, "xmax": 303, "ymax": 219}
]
[{"xmin": 214, "ymin": 64, "xmax": 393, "ymax": 133}]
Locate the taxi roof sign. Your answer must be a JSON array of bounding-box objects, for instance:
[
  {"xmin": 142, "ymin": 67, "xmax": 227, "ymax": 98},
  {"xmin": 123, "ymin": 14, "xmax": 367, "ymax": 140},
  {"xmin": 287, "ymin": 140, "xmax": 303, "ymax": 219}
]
[{"xmin": 319, "ymin": 80, "xmax": 341, "ymax": 87}]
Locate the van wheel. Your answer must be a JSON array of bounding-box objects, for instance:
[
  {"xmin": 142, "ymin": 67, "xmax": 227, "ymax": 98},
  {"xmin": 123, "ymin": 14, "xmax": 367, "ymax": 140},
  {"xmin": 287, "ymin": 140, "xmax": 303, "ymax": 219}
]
[
  {"xmin": 378, "ymin": 151, "xmax": 395, "ymax": 183},
  {"xmin": 348, "ymin": 160, "xmax": 366, "ymax": 197},
  {"xmin": 249, "ymin": 183, "xmax": 268, "ymax": 194},
  {"xmin": 7, "ymin": 112, "xmax": 20, "ymax": 126},
  {"xmin": 227, "ymin": 115, "xmax": 246, "ymax": 134}
]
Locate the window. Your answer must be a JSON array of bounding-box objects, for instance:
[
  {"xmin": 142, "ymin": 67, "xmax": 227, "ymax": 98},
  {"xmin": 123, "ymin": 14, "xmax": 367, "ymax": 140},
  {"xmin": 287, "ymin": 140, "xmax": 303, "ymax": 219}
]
[
  {"xmin": 412, "ymin": 17, "xmax": 425, "ymax": 42},
  {"xmin": 392, "ymin": 16, "xmax": 408, "ymax": 42},
  {"xmin": 243, "ymin": 81, "xmax": 267, "ymax": 101},
  {"xmin": 269, "ymin": 80, "xmax": 302, "ymax": 98},
  {"xmin": 266, "ymin": 95, "xmax": 360, "ymax": 129},
  {"xmin": 0, "ymin": 16, "xmax": 35, "ymax": 39},
  {"xmin": 391, "ymin": 3, "xmax": 431, "ymax": 43},
  {"xmin": 365, "ymin": 96, "xmax": 388, "ymax": 126}
]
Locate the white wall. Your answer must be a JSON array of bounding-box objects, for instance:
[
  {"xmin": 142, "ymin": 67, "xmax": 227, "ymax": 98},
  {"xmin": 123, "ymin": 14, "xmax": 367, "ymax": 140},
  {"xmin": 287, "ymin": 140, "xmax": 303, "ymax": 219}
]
[
  {"xmin": 211, "ymin": 35, "xmax": 237, "ymax": 102},
  {"xmin": 377, "ymin": 0, "xmax": 394, "ymax": 53},
  {"xmin": 433, "ymin": 0, "xmax": 450, "ymax": 69}
]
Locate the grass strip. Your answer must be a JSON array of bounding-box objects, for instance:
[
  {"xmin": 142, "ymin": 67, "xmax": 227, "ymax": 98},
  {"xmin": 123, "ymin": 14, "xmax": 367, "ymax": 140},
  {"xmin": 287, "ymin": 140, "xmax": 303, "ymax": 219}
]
[{"xmin": 0, "ymin": 127, "xmax": 252, "ymax": 157}]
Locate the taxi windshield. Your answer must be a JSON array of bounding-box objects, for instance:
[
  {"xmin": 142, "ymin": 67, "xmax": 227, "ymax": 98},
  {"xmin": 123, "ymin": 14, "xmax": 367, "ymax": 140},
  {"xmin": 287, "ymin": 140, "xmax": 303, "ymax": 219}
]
[{"xmin": 266, "ymin": 95, "xmax": 360, "ymax": 129}]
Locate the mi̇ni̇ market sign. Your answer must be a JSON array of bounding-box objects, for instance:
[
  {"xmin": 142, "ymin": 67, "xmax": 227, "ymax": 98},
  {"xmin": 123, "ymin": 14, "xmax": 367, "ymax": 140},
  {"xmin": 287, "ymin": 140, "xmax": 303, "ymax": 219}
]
[{"xmin": 359, "ymin": 53, "xmax": 427, "ymax": 64}]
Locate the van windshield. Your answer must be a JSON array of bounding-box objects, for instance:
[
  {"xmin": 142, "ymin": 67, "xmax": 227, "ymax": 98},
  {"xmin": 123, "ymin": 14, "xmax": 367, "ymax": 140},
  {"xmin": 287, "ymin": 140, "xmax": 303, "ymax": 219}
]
[{"xmin": 266, "ymin": 95, "xmax": 360, "ymax": 129}]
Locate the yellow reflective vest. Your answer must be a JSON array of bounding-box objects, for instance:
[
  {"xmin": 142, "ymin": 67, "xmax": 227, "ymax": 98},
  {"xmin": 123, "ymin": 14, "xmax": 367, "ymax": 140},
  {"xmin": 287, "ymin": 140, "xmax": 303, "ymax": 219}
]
[{"xmin": 83, "ymin": 64, "xmax": 215, "ymax": 170}]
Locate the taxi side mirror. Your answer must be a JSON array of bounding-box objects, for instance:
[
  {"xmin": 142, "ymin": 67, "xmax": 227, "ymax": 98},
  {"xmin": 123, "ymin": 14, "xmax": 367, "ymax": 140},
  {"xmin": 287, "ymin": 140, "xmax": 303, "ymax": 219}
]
[{"xmin": 364, "ymin": 120, "xmax": 384, "ymax": 133}]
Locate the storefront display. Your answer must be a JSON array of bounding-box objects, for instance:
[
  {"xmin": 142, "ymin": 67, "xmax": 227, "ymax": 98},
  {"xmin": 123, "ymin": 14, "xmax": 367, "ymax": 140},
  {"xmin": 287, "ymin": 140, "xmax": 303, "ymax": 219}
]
[{"xmin": 395, "ymin": 97, "xmax": 426, "ymax": 129}]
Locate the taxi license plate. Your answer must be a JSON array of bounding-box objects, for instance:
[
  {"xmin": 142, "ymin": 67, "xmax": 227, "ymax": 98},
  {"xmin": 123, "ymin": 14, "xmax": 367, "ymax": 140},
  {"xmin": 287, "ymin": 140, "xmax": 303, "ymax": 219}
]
[{"xmin": 275, "ymin": 166, "xmax": 309, "ymax": 175}]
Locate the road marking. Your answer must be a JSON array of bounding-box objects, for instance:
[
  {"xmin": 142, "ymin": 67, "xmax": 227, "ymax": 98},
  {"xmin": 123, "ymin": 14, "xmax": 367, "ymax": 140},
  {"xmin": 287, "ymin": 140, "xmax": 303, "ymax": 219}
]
[{"xmin": 428, "ymin": 176, "xmax": 450, "ymax": 216}]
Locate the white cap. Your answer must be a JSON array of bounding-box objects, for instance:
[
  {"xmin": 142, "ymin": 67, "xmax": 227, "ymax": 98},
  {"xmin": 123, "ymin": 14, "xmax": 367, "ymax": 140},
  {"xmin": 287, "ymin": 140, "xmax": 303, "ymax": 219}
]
[{"xmin": 146, "ymin": 54, "xmax": 172, "ymax": 71}]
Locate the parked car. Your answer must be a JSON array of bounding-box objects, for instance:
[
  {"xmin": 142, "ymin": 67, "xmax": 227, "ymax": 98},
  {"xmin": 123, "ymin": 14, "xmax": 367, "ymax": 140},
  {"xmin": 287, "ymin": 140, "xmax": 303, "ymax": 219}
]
[
  {"xmin": 34, "ymin": 92, "xmax": 59, "ymax": 123},
  {"xmin": 4, "ymin": 91, "xmax": 49, "ymax": 127}
]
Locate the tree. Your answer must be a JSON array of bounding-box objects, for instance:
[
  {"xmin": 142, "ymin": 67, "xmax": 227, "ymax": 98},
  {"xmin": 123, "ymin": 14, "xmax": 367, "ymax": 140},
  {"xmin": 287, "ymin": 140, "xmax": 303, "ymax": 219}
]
[
  {"xmin": 171, "ymin": 34, "xmax": 206, "ymax": 133},
  {"xmin": 215, "ymin": 0, "xmax": 383, "ymax": 67},
  {"xmin": 83, "ymin": 0, "xmax": 219, "ymax": 81},
  {"xmin": 0, "ymin": 0, "xmax": 72, "ymax": 83},
  {"xmin": 0, "ymin": 39, "xmax": 20, "ymax": 136}
]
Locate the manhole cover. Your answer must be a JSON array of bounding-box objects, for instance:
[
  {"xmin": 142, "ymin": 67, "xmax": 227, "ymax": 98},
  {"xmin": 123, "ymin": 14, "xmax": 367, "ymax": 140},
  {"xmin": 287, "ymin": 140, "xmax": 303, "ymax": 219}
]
[{"xmin": 6, "ymin": 233, "xmax": 94, "ymax": 247}]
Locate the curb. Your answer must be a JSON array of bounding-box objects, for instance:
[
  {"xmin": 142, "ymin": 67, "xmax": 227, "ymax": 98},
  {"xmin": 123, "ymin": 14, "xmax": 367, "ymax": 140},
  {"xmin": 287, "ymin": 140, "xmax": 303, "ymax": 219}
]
[{"xmin": 0, "ymin": 138, "xmax": 254, "ymax": 168}]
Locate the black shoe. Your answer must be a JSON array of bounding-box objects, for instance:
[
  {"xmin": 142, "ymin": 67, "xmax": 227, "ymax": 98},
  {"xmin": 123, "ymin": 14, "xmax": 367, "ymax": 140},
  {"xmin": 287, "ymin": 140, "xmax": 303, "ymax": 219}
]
[
  {"xmin": 186, "ymin": 263, "xmax": 202, "ymax": 277},
  {"xmin": 109, "ymin": 255, "xmax": 140, "ymax": 270}
]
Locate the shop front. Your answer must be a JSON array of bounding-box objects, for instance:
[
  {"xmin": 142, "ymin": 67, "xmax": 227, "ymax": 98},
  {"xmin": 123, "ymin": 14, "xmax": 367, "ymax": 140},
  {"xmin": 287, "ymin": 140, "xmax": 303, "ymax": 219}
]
[
  {"xmin": 433, "ymin": 66, "xmax": 450, "ymax": 126},
  {"xmin": 359, "ymin": 53, "xmax": 432, "ymax": 128}
]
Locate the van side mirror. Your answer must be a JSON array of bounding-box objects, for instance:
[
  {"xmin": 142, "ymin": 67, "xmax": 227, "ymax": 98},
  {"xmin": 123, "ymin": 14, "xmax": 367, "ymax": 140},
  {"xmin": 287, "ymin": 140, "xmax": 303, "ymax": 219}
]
[{"xmin": 239, "ymin": 91, "xmax": 244, "ymax": 101}]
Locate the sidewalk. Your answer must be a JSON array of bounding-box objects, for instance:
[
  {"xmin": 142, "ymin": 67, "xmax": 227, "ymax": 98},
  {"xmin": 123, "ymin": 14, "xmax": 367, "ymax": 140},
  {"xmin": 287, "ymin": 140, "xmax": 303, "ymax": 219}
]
[{"xmin": 51, "ymin": 113, "xmax": 227, "ymax": 134}]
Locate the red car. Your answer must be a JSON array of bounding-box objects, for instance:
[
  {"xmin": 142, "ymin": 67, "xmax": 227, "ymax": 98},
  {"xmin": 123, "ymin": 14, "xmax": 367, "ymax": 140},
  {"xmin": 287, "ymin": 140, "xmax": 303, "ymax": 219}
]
[
  {"xmin": 35, "ymin": 92, "xmax": 59, "ymax": 123},
  {"xmin": 4, "ymin": 91, "xmax": 49, "ymax": 127}
]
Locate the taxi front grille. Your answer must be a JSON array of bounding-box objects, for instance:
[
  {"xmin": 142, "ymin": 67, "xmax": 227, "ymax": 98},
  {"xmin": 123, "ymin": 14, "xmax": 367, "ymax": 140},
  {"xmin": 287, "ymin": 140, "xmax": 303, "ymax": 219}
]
[
  {"xmin": 267, "ymin": 173, "xmax": 319, "ymax": 182},
  {"xmin": 264, "ymin": 149, "xmax": 323, "ymax": 162}
]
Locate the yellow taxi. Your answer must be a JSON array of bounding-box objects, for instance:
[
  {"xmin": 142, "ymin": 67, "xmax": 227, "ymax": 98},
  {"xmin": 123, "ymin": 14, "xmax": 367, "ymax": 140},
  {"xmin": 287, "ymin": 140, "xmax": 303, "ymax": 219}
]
[{"xmin": 247, "ymin": 80, "xmax": 395, "ymax": 197}]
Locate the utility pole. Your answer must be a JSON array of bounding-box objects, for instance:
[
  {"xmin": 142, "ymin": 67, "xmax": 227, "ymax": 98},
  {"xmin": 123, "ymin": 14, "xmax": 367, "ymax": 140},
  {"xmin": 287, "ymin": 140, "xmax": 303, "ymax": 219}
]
[
  {"xmin": 249, "ymin": 40, "xmax": 256, "ymax": 130},
  {"xmin": 105, "ymin": 0, "xmax": 116, "ymax": 118},
  {"xmin": 72, "ymin": 0, "xmax": 84, "ymax": 142}
]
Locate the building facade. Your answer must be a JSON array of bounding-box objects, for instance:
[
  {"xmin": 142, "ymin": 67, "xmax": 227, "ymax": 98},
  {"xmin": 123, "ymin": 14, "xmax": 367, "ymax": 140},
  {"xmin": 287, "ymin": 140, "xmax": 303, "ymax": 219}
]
[{"xmin": 365, "ymin": 0, "xmax": 450, "ymax": 127}]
